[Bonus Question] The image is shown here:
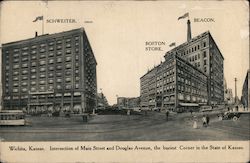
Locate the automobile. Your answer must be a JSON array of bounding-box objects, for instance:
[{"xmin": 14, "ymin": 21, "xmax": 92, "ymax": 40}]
[
  {"xmin": 220, "ymin": 111, "xmax": 241, "ymax": 121},
  {"xmin": 152, "ymin": 107, "xmax": 160, "ymax": 112}
]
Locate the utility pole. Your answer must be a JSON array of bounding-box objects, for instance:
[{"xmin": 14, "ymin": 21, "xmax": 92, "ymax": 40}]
[{"xmin": 234, "ymin": 78, "xmax": 237, "ymax": 104}]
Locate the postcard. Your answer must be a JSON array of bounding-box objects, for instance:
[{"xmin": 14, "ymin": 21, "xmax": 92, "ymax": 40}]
[{"xmin": 0, "ymin": 0, "xmax": 249, "ymax": 162}]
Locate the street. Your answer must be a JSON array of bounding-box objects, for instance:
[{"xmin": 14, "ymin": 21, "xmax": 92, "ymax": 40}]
[{"xmin": 0, "ymin": 110, "xmax": 249, "ymax": 141}]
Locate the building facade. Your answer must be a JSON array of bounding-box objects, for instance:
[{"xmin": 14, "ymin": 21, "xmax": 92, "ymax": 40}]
[
  {"xmin": 140, "ymin": 53, "xmax": 208, "ymax": 112},
  {"xmin": 97, "ymin": 92, "xmax": 109, "ymax": 109},
  {"xmin": 140, "ymin": 29, "xmax": 224, "ymax": 112},
  {"xmin": 164, "ymin": 31, "xmax": 224, "ymax": 105},
  {"xmin": 241, "ymin": 69, "xmax": 250, "ymax": 109},
  {"xmin": 1, "ymin": 28, "xmax": 97, "ymax": 113},
  {"xmin": 117, "ymin": 97, "xmax": 140, "ymax": 109}
]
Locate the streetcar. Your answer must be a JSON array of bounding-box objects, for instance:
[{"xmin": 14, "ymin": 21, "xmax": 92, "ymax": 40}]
[{"xmin": 0, "ymin": 110, "xmax": 26, "ymax": 126}]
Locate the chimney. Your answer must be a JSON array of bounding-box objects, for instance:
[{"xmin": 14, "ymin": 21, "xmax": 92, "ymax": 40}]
[
  {"xmin": 35, "ymin": 31, "xmax": 38, "ymax": 37},
  {"xmin": 187, "ymin": 19, "xmax": 192, "ymax": 42}
]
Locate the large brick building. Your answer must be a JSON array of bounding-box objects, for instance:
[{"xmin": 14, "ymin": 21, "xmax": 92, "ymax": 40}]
[
  {"xmin": 165, "ymin": 31, "xmax": 224, "ymax": 105},
  {"xmin": 140, "ymin": 20, "xmax": 224, "ymax": 112},
  {"xmin": 1, "ymin": 28, "xmax": 97, "ymax": 113},
  {"xmin": 140, "ymin": 53, "xmax": 208, "ymax": 112}
]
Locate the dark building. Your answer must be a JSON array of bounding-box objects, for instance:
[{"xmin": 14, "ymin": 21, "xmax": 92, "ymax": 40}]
[
  {"xmin": 1, "ymin": 28, "xmax": 97, "ymax": 113},
  {"xmin": 140, "ymin": 53, "xmax": 208, "ymax": 112},
  {"xmin": 164, "ymin": 30, "xmax": 224, "ymax": 105},
  {"xmin": 140, "ymin": 19, "xmax": 224, "ymax": 111},
  {"xmin": 241, "ymin": 69, "xmax": 250, "ymax": 109}
]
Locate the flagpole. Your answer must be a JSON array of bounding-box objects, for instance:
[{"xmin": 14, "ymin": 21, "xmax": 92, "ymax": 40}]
[{"xmin": 42, "ymin": 16, "xmax": 44, "ymax": 35}]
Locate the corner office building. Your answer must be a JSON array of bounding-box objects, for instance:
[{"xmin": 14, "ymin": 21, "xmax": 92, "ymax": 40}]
[
  {"xmin": 1, "ymin": 28, "xmax": 97, "ymax": 113},
  {"xmin": 140, "ymin": 20, "xmax": 224, "ymax": 111},
  {"xmin": 140, "ymin": 53, "xmax": 208, "ymax": 112}
]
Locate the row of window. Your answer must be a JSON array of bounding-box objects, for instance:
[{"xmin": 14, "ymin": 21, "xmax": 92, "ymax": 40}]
[
  {"xmin": 179, "ymin": 40, "xmax": 207, "ymax": 57},
  {"xmin": 8, "ymin": 83, "xmax": 80, "ymax": 93}
]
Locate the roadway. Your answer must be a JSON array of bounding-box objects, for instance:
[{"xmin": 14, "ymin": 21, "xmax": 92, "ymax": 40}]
[{"xmin": 0, "ymin": 110, "xmax": 249, "ymax": 141}]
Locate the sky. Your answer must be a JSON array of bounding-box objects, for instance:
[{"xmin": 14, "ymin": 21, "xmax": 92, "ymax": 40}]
[{"xmin": 0, "ymin": 1, "xmax": 249, "ymax": 105}]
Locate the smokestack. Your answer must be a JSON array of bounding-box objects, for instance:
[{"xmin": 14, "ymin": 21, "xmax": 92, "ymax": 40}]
[
  {"xmin": 187, "ymin": 19, "xmax": 192, "ymax": 42},
  {"xmin": 35, "ymin": 31, "xmax": 38, "ymax": 37}
]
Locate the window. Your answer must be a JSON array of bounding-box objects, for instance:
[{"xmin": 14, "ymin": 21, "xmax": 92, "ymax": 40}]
[
  {"xmin": 203, "ymin": 42, "xmax": 206, "ymax": 47},
  {"xmin": 22, "ymin": 70, "xmax": 28, "ymax": 75},
  {"xmin": 40, "ymin": 60, "xmax": 46, "ymax": 65},
  {"xmin": 57, "ymin": 58, "xmax": 62, "ymax": 63},
  {"xmin": 49, "ymin": 47, "xmax": 54, "ymax": 51},
  {"xmin": 31, "ymin": 87, "xmax": 36, "ymax": 92},
  {"xmin": 13, "ymin": 64, "xmax": 20, "ymax": 69},
  {"xmin": 204, "ymin": 59, "xmax": 207, "ymax": 65},
  {"xmin": 65, "ymin": 77, "xmax": 71, "ymax": 82},
  {"xmin": 66, "ymin": 49, "xmax": 71, "ymax": 54},
  {"xmin": 66, "ymin": 64, "xmax": 71, "ymax": 69},
  {"xmin": 40, "ymin": 48, "xmax": 46, "ymax": 53},
  {"xmin": 48, "ymin": 53, "xmax": 54, "ymax": 57},
  {"xmin": 75, "ymin": 55, "xmax": 79, "ymax": 60},
  {"xmin": 65, "ymin": 56, "xmax": 71, "ymax": 62},
  {"xmin": 56, "ymin": 45, "xmax": 62, "ymax": 50},
  {"xmin": 31, "ymin": 55, "xmax": 37, "ymax": 60},
  {"xmin": 57, "ymin": 51, "xmax": 62, "ymax": 56},
  {"xmin": 13, "ymin": 77, "xmax": 19, "ymax": 81},
  {"xmin": 49, "ymin": 59, "xmax": 54, "ymax": 64},
  {"xmin": 22, "ymin": 57, "xmax": 28, "ymax": 61},
  {"xmin": 49, "ymin": 42, "xmax": 54, "ymax": 46},
  {"xmin": 48, "ymin": 73, "xmax": 54, "ymax": 77},
  {"xmin": 40, "ymin": 54, "xmax": 46, "ymax": 58},
  {"xmin": 40, "ymin": 67, "xmax": 46, "ymax": 72},
  {"xmin": 22, "ymin": 63, "xmax": 28, "ymax": 68},
  {"xmin": 31, "ymin": 69, "xmax": 36, "ymax": 73},
  {"xmin": 202, "ymin": 52, "xmax": 207, "ymax": 59},
  {"xmin": 40, "ymin": 74, "xmax": 46, "ymax": 78},
  {"xmin": 39, "ymin": 80, "xmax": 46, "ymax": 85},
  {"xmin": 56, "ymin": 65, "xmax": 62, "ymax": 70},
  {"xmin": 49, "ymin": 66, "xmax": 54, "ymax": 71},
  {"xmin": 66, "ymin": 44, "xmax": 71, "ymax": 48},
  {"xmin": 56, "ymin": 72, "xmax": 62, "ymax": 77}
]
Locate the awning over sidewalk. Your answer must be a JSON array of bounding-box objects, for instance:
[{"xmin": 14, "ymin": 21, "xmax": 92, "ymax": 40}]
[{"xmin": 179, "ymin": 103, "xmax": 199, "ymax": 107}]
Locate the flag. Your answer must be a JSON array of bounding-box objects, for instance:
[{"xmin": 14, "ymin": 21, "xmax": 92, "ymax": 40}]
[
  {"xmin": 33, "ymin": 16, "xmax": 43, "ymax": 22},
  {"xmin": 169, "ymin": 42, "xmax": 176, "ymax": 47},
  {"xmin": 178, "ymin": 13, "xmax": 189, "ymax": 20}
]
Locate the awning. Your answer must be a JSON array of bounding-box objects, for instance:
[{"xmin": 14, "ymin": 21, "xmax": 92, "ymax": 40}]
[
  {"xmin": 28, "ymin": 103, "xmax": 53, "ymax": 106},
  {"xmin": 179, "ymin": 103, "xmax": 199, "ymax": 107}
]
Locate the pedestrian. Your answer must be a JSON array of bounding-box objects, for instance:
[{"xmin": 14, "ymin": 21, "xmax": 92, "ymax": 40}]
[
  {"xmin": 202, "ymin": 115, "xmax": 207, "ymax": 127},
  {"xmin": 165, "ymin": 110, "xmax": 169, "ymax": 121},
  {"xmin": 193, "ymin": 116, "xmax": 198, "ymax": 129},
  {"xmin": 206, "ymin": 114, "xmax": 210, "ymax": 126},
  {"xmin": 190, "ymin": 109, "xmax": 193, "ymax": 115}
]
